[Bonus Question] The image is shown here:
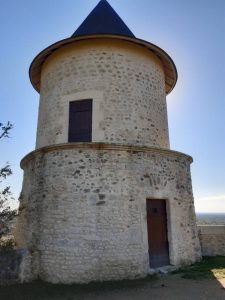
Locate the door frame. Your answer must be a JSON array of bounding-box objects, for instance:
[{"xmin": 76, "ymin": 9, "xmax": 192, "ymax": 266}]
[
  {"xmin": 145, "ymin": 197, "xmax": 172, "ymax": 268},
  {"xmin": 58, "ymin": 90, "xmax": 105, "ymax": 144}
]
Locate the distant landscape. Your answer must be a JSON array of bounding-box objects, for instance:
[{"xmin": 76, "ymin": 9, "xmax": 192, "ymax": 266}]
[{"xmin": 196, "ymin": 213, "xmax": 225, "ymax": 225}]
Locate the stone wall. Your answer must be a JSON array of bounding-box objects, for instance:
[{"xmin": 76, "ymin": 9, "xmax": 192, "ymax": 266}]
[
  {"xmin": 36, "ymin": 39, "xmax": 169, "ymax": 149},
  {"xmin": 15, "ymin": 143, "xmax": 201, "ymax": 284},
  {"xmin": 198, "ymin": 225, "xmax": 225, "ymax": 256}
]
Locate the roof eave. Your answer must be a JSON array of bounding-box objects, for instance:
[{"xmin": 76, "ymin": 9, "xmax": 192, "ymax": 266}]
[{"xmin": 29, "ymin": 34, "xmax": 178, "ymax": 95}]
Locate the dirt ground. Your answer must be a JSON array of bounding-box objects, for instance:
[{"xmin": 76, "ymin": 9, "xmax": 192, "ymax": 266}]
[{"xmin": 0, "ymin": 274, "xmax": 225, "ymax": 300}]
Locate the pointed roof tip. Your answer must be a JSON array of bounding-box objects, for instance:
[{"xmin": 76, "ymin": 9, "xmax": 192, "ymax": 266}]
[
  {"xmin": 29, "ymin": 0, "xmax": 177, "ymax": 95},
  {"xmin": 72, "ymin": 0, "xmax": 135, "ymax": 38}
]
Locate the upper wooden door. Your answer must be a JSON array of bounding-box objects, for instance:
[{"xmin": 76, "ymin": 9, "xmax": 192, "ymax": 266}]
[
  {"xmin": 69, "ymin": 99, "xmax": 92, "ymax": 142},
  {"xmin": 146, "ymin": 199, "xmax": 169, "ymax": 268}
]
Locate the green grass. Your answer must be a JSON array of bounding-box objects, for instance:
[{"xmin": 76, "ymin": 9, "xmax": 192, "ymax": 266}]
[{"xmin": 172, "ymin": 256, "xmax": 225, "ymax": 280}]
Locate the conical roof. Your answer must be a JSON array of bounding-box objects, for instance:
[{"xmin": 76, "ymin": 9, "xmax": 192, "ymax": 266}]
[
  {"xmin": 29, "ymin": 1, "xmax": 177, "ymax": 95},
  {"xmin": 72, "ymin": 0, "xmax": 135, "ymax": 38}
]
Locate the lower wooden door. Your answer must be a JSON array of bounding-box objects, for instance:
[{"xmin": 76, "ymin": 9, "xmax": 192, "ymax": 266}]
[{"xmin": 146, "ymin": 199, "xmax": 170, "ymax": 268}]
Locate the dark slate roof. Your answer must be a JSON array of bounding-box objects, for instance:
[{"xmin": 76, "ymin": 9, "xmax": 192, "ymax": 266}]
[{"xmin": 72, "ymin": 0, "xmax": 135, "ymax": 38}]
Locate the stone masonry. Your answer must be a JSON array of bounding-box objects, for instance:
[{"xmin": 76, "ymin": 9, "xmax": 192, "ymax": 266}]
[
  {"xmin": 16, "ymin": 144, "xmax": 201, "ymax": 283},
  {"xmin": 15, "ymin": 1, "xmax": 202, "ymax": 284},
  {"xmin": 198, "ymin": 225, "xmax": 225, "ymax": 256},
  {"xmin": 36, "ymin": 40, "xmax": 169, "ymax": 149}
]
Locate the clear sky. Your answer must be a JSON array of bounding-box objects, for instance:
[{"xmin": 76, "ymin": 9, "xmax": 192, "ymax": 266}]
[{"xmin": 1, "ymin": 0, "xmax": 225, "ymax": 213}]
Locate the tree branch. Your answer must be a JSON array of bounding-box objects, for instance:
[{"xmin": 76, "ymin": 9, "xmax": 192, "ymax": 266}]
[{"xmin": 0, "ymin": 122, "xmax": 13, "ymax": 139}]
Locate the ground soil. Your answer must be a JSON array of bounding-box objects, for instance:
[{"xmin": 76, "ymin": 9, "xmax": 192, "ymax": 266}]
[{"xmin": 0, "ymin": 274, "xmax": 225, "ymax": 300}]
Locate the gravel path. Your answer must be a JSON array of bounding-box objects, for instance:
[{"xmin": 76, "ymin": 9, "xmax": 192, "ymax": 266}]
[
  {"xmin": 72, "ymin": 276, "xmax": 225, "ymax": 300},
  {"xmin": 0, "ymin": 274, "xmax": 224, "ymax": 300}
]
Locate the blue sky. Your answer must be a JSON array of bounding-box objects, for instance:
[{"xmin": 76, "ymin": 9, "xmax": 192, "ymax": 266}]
[{"xmin": 1, "ymin": 0, "xmax": 225, "ymax": 212}]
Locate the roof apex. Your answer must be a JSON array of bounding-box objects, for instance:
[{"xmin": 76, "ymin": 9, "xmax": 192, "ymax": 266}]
[{"xmin": 72, "ymin": 0, "xmax": 135, "ymax": 38}]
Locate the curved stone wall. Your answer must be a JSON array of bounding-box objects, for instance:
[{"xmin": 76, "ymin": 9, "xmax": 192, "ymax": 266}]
[
  {"xmin": 36, "ymin": 39, "xmax": 169, "ymax": 149},
  {"xmin": 16, "ymin": 144, "xmax": 201, "ymax": 284}
]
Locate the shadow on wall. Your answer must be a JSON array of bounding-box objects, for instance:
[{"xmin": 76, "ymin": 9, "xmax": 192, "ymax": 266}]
[{"xmin": 0, "ymin": 249, "xmax": 25, "ymax": 285}]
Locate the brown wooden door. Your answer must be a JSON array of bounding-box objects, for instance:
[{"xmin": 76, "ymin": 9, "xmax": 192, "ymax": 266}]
[
  {"xmin": 146, "ymin": 199, "xmax": 169, "ymax": 268},
  {"xmin": 69, "ymin": 99, "xmax": 92, "ymax": 142}
]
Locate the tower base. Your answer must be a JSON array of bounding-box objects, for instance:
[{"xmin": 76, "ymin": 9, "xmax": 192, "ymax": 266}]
[{"xmin": 15, "ymin": 143, "xmax": 201, "ymax": 284}]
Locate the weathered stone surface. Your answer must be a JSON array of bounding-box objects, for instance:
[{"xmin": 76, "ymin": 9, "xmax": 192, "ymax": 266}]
[
  {"xmin": 15, "ymin": 33, "xmax": 202, "ymax": 284},
  {"xmin": 198, "ymin": 225, "xmax": 225, "ymax": 256},
  {"xmin": 36, "ymin": 40, "xmax": 169, "ymax": 149},
  {"xmin": 16, "ymin": 144, "xmax": 201, "ymax": 284}
]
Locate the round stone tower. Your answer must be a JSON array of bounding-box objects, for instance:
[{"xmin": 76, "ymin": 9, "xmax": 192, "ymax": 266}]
[{"xmin": 16, "ymin": 0, "xmax": 201, "ymax": 284}]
